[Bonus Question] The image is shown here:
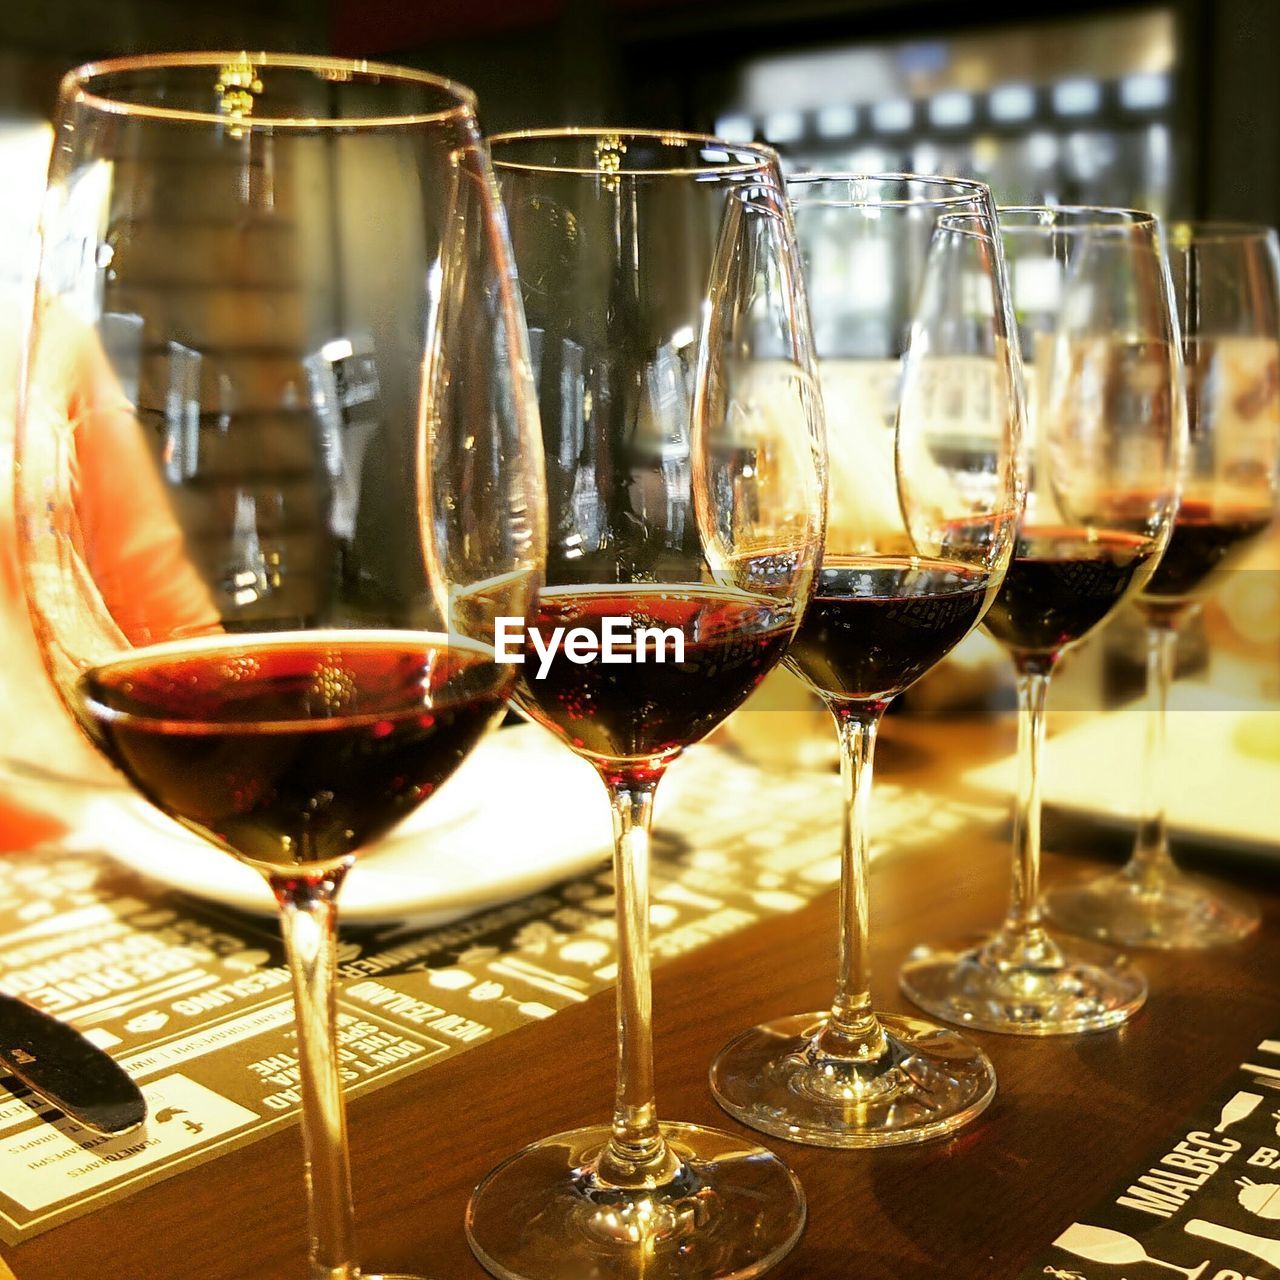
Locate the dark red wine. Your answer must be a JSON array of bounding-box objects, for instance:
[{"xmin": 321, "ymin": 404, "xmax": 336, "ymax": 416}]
[
  {"xmin": 982, "ymin": 528, "xmax": 1155, "ymax": 656},
  {"xmin": 785, "ymin": 557, "xmax": 993, "ymax": 704},
  {"xmin": 513, "ymin": 586, "xmax": 794, "ymax": 765},
  {"xmin": 78, "ymin": 634, "xmax": 511, "ymax": 872},
  {"xmin": 1141, "ymin": 499, "xmax": 1272, "ymax": 607}
]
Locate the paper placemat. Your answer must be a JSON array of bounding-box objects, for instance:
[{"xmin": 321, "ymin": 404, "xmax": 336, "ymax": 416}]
[
  {"xmin": 0, "ymin": 741, "xmax": 1000, "ymax": 1243},
  {"xmin": 1022, "ymin": 1034, "xmax": 1280, "ymax": 1279}
]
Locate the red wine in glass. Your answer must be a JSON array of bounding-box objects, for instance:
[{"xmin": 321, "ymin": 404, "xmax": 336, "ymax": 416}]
[
  {"xmin": 785, "ymin": 556, "xmax": 994, "ymax": 703},
  {"xmin": 982, "ymin": 527, "xmax": 1157, "ymax": 657},
  {"xmin": 513, "ymin": 585, "xmax": 795, "ymax": 766},
  {"xmin": 1139, "ymin": 498, "xmax": 1272, "ymax": 619},
  {"xmin": 77, "ymin": 634, "xmax": 512, "ymax": 871}
]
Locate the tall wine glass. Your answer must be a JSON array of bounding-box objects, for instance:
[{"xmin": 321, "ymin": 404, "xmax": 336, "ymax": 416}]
[
  {"xmin": 709, "ymin": 175, "xmax": 1022, "ymax": 1147},
  {"xmin": 14, "ymin": 55, "xmax": 544, "ymax": 1280},
  {"xmin": 901, "ymin": 207, "xmax": 1183, "ymax": 1034},
  {"xmin": 1048, "ymin": 222, "xmax": 1280, "ymax": 948},
  {"xmin": 466, "ymin": 130, "xmax": 825, "ymax": 1280}
]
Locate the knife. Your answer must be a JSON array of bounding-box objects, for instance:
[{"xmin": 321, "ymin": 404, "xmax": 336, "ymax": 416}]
[{"xmin": 0, "ymin": 992, "xmax": 146, "ymax": 1136}]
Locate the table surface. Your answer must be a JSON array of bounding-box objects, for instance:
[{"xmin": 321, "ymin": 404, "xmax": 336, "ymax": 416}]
[{"xmin": 6, "ymin": 714, "xmax": 1278, "ymax": 1280}]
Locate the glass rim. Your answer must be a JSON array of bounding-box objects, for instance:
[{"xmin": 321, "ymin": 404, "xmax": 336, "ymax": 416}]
[
  {"xmin": 785, "ymin": 171, "xmax": 992, "ymax": 208},
  {"xmin": 998, "ymin": 204, "xmax": 1159, "ymax": 234},
  {"xmin": 486, "ymin": 127, "xmax": 779, "ymax": 177},
  {"xmin": 59, "ymin": 52, "xmax": 478, "ymax": 129},
  {"xmin": 1167, "ymin": 219, "xmax": 1279, "ymax": 245}
]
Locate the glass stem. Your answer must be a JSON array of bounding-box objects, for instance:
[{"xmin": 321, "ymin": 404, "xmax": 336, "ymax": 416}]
[
  {"xmin": 272, "ymin": 868, "xmax": 360, "ymax": 1280},
  {"xmin": 1129, "ymin": 622, "xmax": 1180, "ymax": 888},
  {"xmin": 992, "ymin": 658, "xmax": 1060, "ymax": 967},
  {"xmin": 595, "ymin": 768, "xmax": 681, "ymax": 1190},
  {"xmin": 815, "ymin": 704, "xmax": 888, "ymax": 1063}
]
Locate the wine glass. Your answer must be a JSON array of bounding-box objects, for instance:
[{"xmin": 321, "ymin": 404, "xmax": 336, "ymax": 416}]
[
  {"xmin": 14, "ymin": 54, "xmax": 544, "ymax": 1279},
  {"xmin": 901, "ymin": 207, "xmax": 1183, "ymax": 1034},
  {"xmin": 1048, "ymin": 221, "xmax": 1280, "ymax": 948},
  {"xmin": 709, "ymin": 175, "xmax": 1022, "ymax": 1148},
  {"xmin": 465, "ymin": 129, "xmax": 825, "ymax": 1280},
  {"xmin": 1054, "ymin": 1223, "xmax": 1209, "ymax": 1279}
]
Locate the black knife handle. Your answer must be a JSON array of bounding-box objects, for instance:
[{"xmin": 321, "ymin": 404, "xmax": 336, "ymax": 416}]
[{"xmin": 0, "ymin": 994, "xmax": 146, "ymax": 1136}]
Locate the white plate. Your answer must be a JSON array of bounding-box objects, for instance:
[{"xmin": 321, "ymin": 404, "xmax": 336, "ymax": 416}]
[
  {"xmin": 59, "ymin": 724, "xmax": 621, "ymax": 925},
  {"xmin": 962, "ymin": 690, "xmax": 1280, "ymax": 861}
]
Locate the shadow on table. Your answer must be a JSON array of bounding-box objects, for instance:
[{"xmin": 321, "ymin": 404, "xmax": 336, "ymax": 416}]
[{"xmin": 855, "ymin": 1094, "xmax": 1112, "ymax": 1276}]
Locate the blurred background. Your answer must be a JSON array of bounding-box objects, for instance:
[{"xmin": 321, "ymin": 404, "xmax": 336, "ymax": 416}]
[
  {"xmin": 2, "ymin": 0, "xmax": 1279, "ymax": 228},
  {"xmin": 1, "ymin": 0, "xmax": 1277, "ymax": 303},
  {"xmin": 2, "ymin": 1, "xmax": 1278, "ymax": 694},
  {"xmin": 0, "ymin": 0, "xmax": 1275, "ymax": 848}
]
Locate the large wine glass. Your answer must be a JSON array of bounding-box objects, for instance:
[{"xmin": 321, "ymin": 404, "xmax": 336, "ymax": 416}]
[
  {"xmin": 1048, "ymin": 221, "xmax": 1280, "ymax": 948},
  {"xmin": 901, "ymin": 207, "xmax": 1183, "ymax": 1034},
  {"xmin": 709, "ymin": 175, "xmax": 1022, "ymax": 1147},
  {"xmin": 14, "ymin": 54, "xmax": 544, "ymax": 1280},
  {"xmin": 466, "ymin": 129, "xmax": 825, "ymax": 1280}
]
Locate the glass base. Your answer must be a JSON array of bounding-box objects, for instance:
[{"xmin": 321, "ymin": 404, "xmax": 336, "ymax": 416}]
[
  {"xmin": 708, "ymin": 1011, "xmax": 996, "ymax": 1149},
  {"xmin": 465, "ymin": 1122, "xmax": 805, "ymax": 1280},
  {"xmin": 1045, "ymin": 867, "xmax": 1260, "ymax": 950},
  {"xmin": 900, "ymin": 932, "xmax": 1147, "ymax": 1036}
]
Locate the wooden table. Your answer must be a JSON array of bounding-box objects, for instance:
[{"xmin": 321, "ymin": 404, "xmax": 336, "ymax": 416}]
[{"xmin": 7, "ymin": 715, "xmax": 1278, "ymax": 1280}]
